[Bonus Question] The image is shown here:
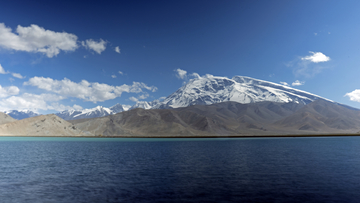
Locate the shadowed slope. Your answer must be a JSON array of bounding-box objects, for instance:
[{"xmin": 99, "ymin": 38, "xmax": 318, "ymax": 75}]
[
  {"xmin": 275, "ymin": 100, "xmax": 360, "ymax": 132},
  {"xmin": 71, "ymin": 101, "xmax": 305, "ymax": 136}
]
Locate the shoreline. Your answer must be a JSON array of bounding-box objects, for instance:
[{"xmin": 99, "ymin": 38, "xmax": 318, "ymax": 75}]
[{"xmin": 0, "ymin": 133, "xmax": 359, "ymax": 138}]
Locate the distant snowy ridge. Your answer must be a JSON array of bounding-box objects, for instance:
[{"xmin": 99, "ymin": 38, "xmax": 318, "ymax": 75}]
[
  {"xmin": 4, "ymin": 110, "xmax": 40, "ymax": 120},
  {"xmin": 129, "ymin": 100, "xmax": 162, "ymax": 110},
  {"xmin": 152, "ymin": 75, "xmax": 330, "ymax": 109},
  {"xmin": 56, "ymin": 103, "xmax": 128, "ymax": 120}
]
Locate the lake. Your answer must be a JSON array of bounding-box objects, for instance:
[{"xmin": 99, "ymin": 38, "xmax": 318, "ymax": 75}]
[{"xmin": 0, "ymin": 136, "xmax": 360, "ymax": 202}]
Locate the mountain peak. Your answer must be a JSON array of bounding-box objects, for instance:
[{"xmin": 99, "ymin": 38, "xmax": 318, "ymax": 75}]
[{"xmin": 153, "ymin": 75, "xmax": 331, "ymax": 109}]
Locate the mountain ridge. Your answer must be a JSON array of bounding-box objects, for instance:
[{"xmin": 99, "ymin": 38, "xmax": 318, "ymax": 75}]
[{"xmin": 70, "ymin": 100, "xmax": 360, "ymax": 137}]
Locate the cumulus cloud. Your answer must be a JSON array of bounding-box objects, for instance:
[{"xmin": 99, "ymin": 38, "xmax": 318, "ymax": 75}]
[
  {"xmin": 292, "ymin": 80, "xmax": 305, "ymax": 86},
  {"xmin": 111, "ymin": 75, "xmax": 116, "ymax": 78},
  {"xmin": 280, "ymin": 82, "xmax": 289, "ymax": 86},
  {"xmin": 115, "ymin": 46, "xmax": 120, "ymax": 54},
  {"xmin": 118, "ymin": 71, "xmax": 123, "ymax": 75},
  {"xmin": 301, "ymin": 51, "xmax": 330, "ymax": 63},
  {"xmin": 82, "ymin": 39, "xmax": 107, "ymax": 54},
  {"xmin": 0, "ymin": 91, "xmax": 84, "ymax": 112},
  {"xmin": 24, "ymin": 76, "xmax": 157, "ymax": 103},
  {"xmin": 0, "ymin": 23, "xmax": 78, "ymax": 57},
  {"xmin": 0, "ymin": 85, "xmax": 20, "ymax": 98},
  {"xmin": 345, "ymin": 89, "xmax": 360, "ymax": 102},
  {"xmin": 175, "ymin": 68, "xmax": 187, "ymax": 79},
  {"xmin": 0, "ymin": 93, "xmax": 68, "ymax": 112}
]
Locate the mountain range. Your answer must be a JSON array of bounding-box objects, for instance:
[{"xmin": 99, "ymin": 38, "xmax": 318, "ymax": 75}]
[
  {"xmin": 6, "ymin": 76, "xmax": 332, "ymax": 121},
  {"xmin": 1, "ymin": 75, "xmax": 359, "ymax": 137},
  {"xmin": 69, "ymin": 99, "xmax": 360, "ymax": 136},
  {"xmin": 4, "ymin": 110, "xmax": 40, "ymax": 120}
]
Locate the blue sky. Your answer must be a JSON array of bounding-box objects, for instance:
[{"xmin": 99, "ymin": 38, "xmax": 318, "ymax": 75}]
[{"xmin": 1, "ymin": 0, "xmax": 360, "ymax": 113}]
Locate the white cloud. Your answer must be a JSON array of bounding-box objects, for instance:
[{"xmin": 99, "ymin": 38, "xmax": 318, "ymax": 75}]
[
  {"xmin": 0, "ymin": 64, "xmax": 9, "ymax": 74},
  {"xmin": 11, "ymin": 73, "xmax": 24, "ymax": 79},
  {"xmin": 0, "ymin": 85, "xmax": 20, "ymax": 98},
  {"xmin": 280, "ymin": 82, "xmax": 289, "ymax": 86},
  {"xmin": 138, "ymin": 93, "xmax": 149, "ymax": 100},
  {"xmin": 129, "ymin": 96, "xmax": 138, "ymax": 102},
  {"xmin": 301, "ymin": 51, "xmax": 330, "ymax": 63},
  {"xmin": 175, "ymin": 68, "xmax": 187, "ymax": 79},
  {"xmin": 0, "ymin": 64, "xmax": 25, "ymax": 79},
  {"xmin": 288, "ymin": 51, "xmax": 331, "ymax": 77},
  {"xmin": 190, "ymin": 72, "xmax": 201, "ymax": 79},
  {"xmin": 115, "ymin": 46, "xmax": 120, "ymax": 54},
  {"xmin": 118, "ymin": 71, "xmax": 123, "ymax": 75},
  {"xmin": 0, "ymin": 23, "xmax": 78, "ymax": 58},
  {"xmin": 292, "ymin": 80, "xmax": 305, "ymax": 86},
  {"xmin": 111, "ymin": 75, "xmax": 116, "ymax": 78},
  {"xmin": 0, "ymin": 93, "xmax": 64, "ymax": 111},
  {"xmin": 128, "ymin": 93, "xmax": 150, "ymax": 103},
  {"xmin": 314, "ymin": 33, "xmax": 318, "ymax": 36},
  {"xmin": 82, "ymin": 39, "xmax": 107, "ymax": 54},
  {"xmin": 24, "ymin": 76, "xmax": 157, "ymax": 103},
  {"xmin": 48, "ymin": 103, "xmax": 83, "ymax": 112},
  {"xmin": 0, "ymin": 92, "xmax": 84, "ymax": 112},
  {"xmin": 345, "ymin": 89, "xmax": 360, "ymax": 102}
]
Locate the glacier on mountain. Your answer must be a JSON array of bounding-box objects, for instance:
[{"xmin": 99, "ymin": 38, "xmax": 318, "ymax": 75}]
[{"xmin": 153, "ymin": 75, "xmax": 330, "ymax": 109}]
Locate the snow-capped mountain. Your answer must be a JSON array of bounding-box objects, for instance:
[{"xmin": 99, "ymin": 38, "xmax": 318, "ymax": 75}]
[
  {"xmin": 109, "ymin": 103, "xmax": 125, "ymax": 113},
  {"xmin": 55, "ymin": 110, "xmax": 83, "ymax": 120},
  {"xmin": 153, "ymin": 75, "xmax": 330, "ymax": 109},
  {"xmin": 56, "ymin": 75, "xmax": 331, "ymax": 120},
  {"xmin": 4, "ymin": 110, "xmax": 40, "ymax": 120},
  {"xmin": 56, "ymin": 103, "xmax": 128, "ymax": 120},
  {"xmin": 129, "ymin": 100, "xmax": 162, "ymax": 110},
  {"xmin": 71, "ymin": 106, "xmax": 113, "ymax": 120}
]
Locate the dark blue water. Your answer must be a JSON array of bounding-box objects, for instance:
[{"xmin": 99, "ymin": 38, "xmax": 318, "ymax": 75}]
[{"xmin": 1, "ymin": 137, "xmax": 360, "ymax": 203}]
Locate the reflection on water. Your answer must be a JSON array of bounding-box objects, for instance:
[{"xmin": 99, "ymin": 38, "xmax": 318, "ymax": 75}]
[{"xmin": 0, "ymin": 137, "xmax": 360, "ymax": 202}]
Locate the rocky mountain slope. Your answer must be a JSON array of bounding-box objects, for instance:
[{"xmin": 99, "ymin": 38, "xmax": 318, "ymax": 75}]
[
  {"xmin": 70, "ymin": 100, "xmax": 358, "ymax": 137},
  {"xmin": 1, "ymin": 100, "xmax": 358, "ymax": 137},
  {"xmin": 0, "ymin": 114, "xmax": 93, "ymax": 136},
  {"xmin": 0, "ymin": 112, "xmax": 17, "ymax": 125},
  {"xmin": 276, "ymin": 99, "xmax": 360, "ymax": 132}
]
